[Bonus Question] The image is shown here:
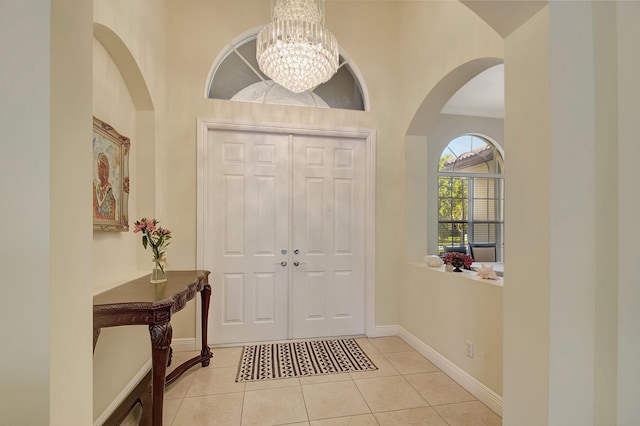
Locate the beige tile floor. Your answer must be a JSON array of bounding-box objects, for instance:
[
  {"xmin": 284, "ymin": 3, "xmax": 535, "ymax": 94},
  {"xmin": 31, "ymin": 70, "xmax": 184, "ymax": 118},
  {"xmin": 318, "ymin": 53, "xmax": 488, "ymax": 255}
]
[{"xmin": 124, "ymin": 336, "xmax": 502, "ymax": 426}]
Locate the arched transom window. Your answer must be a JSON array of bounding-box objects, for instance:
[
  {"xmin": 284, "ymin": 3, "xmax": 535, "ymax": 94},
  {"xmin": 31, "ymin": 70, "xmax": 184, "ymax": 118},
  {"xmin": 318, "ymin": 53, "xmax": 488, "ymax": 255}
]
[
  {"xmin": 438, "ymin": 134, "xmax": 504, "ymax": 261},
  {"xmin": 207, "ymin": 34, "xmax": 367, "ymax": 110}
]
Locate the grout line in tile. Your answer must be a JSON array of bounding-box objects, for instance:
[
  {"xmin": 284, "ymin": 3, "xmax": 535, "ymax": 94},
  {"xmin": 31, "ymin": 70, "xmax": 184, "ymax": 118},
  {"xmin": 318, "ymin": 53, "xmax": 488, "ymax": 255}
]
[
  {"xmin": 168, "ymin": 396, "xmax": 185, "ymax": 426},
  {"xmin": 351, "ymin": 374, "xmax": 376, "ymax": 419},
  {"xmin": 238, "ymin": 386, "xmax": 246, "ymax": 426},
  {"xmin": 298, "ymin": 380, "xmax": 311, "ymax": 424},
  {"xmin": 165, "ymin": 343, "xmax": 499, "ymax": 426}
]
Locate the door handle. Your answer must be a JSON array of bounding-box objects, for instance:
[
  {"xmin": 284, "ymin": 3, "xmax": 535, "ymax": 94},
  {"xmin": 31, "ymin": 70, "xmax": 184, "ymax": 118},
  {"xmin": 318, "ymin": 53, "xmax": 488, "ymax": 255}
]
[
  {"xmin": 293, "ymin": 261, "xmax": 306, "ymax": 267},
  {"xmin": 276, "ymin": 261, "xmax": 287, "ymax": 267}
]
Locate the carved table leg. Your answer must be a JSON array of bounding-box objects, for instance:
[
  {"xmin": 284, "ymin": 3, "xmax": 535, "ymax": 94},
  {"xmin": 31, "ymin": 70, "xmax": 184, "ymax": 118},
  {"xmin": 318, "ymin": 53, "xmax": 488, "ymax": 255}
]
[
  {"xmin": 200, "ymin": 283, "xmax": 212, "ymax": 366},
  {"xmin": 149, "ymin": 322, "xmax": 172, "ymax": 426},
  {"xmin": 138, "ymin": 380, "xmax": 153, "ymax": 426}
]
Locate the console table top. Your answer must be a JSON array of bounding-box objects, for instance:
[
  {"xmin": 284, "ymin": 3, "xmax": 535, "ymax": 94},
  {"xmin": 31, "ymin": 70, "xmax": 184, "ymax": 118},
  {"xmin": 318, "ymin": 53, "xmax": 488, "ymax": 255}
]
[{"xmin": 93, "ymin": 270, "xmax": 209, "ymax": 306}]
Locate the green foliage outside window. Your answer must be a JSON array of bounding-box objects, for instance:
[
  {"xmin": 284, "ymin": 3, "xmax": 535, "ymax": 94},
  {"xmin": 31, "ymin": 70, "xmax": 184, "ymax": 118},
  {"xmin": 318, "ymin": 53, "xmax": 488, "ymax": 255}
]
[{"xmin": 438, "ymin": 158, "xmax": 468, "ymax": 248}]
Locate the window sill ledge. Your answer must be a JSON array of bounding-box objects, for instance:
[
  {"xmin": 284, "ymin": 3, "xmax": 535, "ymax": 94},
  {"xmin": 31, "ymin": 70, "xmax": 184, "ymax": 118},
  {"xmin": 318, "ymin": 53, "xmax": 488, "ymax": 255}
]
[{"xmin": 408, "ymin": 262, "xmax": 504, "ymax": 288}]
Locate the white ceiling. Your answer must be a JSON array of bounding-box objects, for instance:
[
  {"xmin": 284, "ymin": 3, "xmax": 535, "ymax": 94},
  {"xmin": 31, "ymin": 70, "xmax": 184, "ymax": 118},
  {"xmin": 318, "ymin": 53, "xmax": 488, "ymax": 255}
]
[{"xmin": 441, "ymin": 64, "xmax": 504, "ymax": 119}]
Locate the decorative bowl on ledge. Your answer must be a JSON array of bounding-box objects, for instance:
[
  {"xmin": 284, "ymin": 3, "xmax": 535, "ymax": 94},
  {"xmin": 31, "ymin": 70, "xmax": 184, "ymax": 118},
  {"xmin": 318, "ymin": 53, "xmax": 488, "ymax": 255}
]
[
  {"xmin": 450, "ymin": 258, "xmax": 465, "ymax": 272},
  {"xmin": 442, "ymin": 252, "xmax": 474, "ymax": 272}
]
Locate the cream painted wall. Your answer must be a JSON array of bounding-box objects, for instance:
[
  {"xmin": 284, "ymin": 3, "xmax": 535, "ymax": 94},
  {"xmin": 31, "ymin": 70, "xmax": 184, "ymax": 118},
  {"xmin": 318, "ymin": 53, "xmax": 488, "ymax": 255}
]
[
  {"xmin": 2, "ymin": 1, "xmax": 93, "ymax": 424},
  {"xmin": 405, "ymin": 134, "xmax": 430, "ymax": 261},
  {"xmin": 92, "ymin": 0, "xmax": 168, "ymax": 287},
  {"xmin": 1, "ymin": 2, "xmax": 54, "ymax": 423},
  {"xmin": 398, "ymin": 2, "xmax": 505, "ymax": 405},
  {"xmin": 92, "ymin": 1, "xmax": 170, "ymax": 422},
  {"xmin": 403, "ymin": 265, "xmax": 503, "ymax": 394},
  {"xmin": 92, "ymin": 38, "xmax": 140, "ymax": 290},
  {"xmin": 91, "ymin": 38, "xmax": 151, "ymax": 420},
  {"xmin": 612, "ymin": 2, "xmax": 640, "ymax": 425},
  {"xmin": 403, "ymin": 116, "xmax": 504, "ymax": 403},
  {"xmin": 502, "ymin": 7, "xmax": 551, "ymax": 425},
  {"xmin": 591, "ymin": 5, "xmax": 619, "ymax": 423},
  {"xmin": 402, "ymin": 114, "xmax": 505, "ymax": 404},
  {"xmin": 94, "ymin": 0, "xmax": 166, "ymax": 108},
  {"xmin": 93, "ymin": 0, "xmax": 169, "ymax": 281},
  {"xmin": 397, "ymin": 1, "xmax": 503, "ymax": 131},
  {"xmin": 93, "ymin": 326, "xmax": 151, "ymax": 420},
  {"xmin": 466, "ymin": 2, "xmax": 640, "ymax": 424},
  {"xmin": 616, "ymin": 3, "xmax": 640, "ymax": 422},
  {"xmin": 51, "ymin": 0, "xmax": 95, "ymax": 424},
  {"xmin": 547, "ymin": 3, "xmax": 599, "ymax": 422},
  {"xmin": 503, "ymin": 2, "xmax": 630, "ymax": 424}
]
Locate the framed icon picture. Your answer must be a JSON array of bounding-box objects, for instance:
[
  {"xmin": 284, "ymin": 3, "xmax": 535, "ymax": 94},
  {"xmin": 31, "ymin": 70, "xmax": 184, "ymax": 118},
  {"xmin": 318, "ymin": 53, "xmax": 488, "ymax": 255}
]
[{"xmin": 92, "ymin": 116, "xmax": 130, "ymax": 231}]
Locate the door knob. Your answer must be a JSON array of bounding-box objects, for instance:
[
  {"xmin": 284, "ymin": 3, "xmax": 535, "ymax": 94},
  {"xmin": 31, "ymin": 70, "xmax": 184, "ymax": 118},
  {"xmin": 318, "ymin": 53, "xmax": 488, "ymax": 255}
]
[
  {"xmin": 276, "ymin": 261, "xmax": 287, "ymax": 267},
  {"xmin": 293, "ymin": 261, "xmax": 306, "ymax": 267}
]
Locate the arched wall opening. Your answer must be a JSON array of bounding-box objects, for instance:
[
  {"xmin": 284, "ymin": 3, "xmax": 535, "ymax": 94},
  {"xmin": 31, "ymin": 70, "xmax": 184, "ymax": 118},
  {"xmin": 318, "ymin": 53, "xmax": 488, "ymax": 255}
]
[
  {"xmin": 92, "ymin": 23, "xmax": 158, "ymax": 274},
  {"xmin": 93, "ymin": 24, "xmax": 154, "ymax": 111},
  {"xmin": 405, "ymin": 58, "xmax": 504, "ymax": 261}
]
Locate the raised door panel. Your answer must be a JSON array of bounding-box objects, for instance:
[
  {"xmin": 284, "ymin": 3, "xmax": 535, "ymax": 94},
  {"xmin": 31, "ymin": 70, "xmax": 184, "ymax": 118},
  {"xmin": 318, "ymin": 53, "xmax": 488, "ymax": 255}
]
[
  {"xmin": 291, "ymin": 135, "xmax": 366, "ymax": 338},
  {"xmin": 207, "ymin": 130, "xmax": 290, "ymax": 344}
]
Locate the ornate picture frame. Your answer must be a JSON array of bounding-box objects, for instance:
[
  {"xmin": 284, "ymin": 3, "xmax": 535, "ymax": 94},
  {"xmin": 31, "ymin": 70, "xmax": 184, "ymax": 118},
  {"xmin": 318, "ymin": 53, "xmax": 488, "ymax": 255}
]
[{"xmin": 93, "ymin": 117, "xmax": 130, "ymax": 231}]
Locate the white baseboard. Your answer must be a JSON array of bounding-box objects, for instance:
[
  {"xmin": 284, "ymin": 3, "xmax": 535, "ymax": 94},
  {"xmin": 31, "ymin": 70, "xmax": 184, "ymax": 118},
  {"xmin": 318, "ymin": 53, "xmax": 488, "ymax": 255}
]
[
  {"xmin": 94, "ymin": 359, "xmax": 152, "ymax": 426},
  {"xmin": 172, "ymin": 337, "xmax": 197, "ymax": 352},
  {"xmin": 366, "ymin": 324, "xmax": 400, "ymax": 338},
  {"xmin": 374, "ymin": 325, "xmax": 503, "ymax": 416}
]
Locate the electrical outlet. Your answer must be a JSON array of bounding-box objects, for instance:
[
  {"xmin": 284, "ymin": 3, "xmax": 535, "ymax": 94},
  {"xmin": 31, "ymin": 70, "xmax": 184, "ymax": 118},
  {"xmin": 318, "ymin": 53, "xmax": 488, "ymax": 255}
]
[{"xmin": 466, "ymin": 340, "xmax": 474, "ymax": 358}]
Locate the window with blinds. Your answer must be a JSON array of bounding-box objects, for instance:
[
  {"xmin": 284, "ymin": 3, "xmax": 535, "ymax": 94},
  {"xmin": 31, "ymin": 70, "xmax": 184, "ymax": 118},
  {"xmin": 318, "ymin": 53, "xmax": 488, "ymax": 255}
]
[{"xmin": 438, "ymin": 135, "xmax": 504, "ymax": 261}]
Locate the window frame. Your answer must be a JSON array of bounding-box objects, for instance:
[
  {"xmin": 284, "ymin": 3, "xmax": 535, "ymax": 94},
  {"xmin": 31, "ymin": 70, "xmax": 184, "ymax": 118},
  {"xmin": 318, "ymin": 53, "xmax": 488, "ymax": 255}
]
[
  {"xmin": 206, "ymin": 32, "xmax": 367, "ymax": 111},
  {"xmin": 437, "ymin": 136, "xmax": 504, "ymax": 261}
]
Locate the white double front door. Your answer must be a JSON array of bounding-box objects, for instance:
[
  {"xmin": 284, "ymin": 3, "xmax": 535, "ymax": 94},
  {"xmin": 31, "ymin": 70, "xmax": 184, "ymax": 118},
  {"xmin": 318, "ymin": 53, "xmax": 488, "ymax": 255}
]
[{"xmin": 202, "ymin": 127, "xmax": 366, "ymax": 344}]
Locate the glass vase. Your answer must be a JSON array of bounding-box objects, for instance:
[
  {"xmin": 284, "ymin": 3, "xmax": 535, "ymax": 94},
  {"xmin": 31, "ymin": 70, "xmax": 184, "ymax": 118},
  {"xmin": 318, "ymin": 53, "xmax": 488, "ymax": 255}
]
[{"xmin": 151, "ymin": 260, "xmax": 167, "ymax": 284}]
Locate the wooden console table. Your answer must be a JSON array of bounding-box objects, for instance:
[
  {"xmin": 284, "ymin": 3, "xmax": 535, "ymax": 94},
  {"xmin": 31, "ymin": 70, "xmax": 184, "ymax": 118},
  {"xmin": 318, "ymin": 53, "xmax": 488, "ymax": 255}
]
[{"xmin": 94, "ymin": 270, "xmax": 213, "ymax": 426}]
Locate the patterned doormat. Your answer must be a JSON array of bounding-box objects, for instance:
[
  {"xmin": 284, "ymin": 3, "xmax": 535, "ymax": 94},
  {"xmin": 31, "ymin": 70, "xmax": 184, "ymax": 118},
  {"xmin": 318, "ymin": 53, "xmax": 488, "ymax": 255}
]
[{"xmin": 236, "ymin": 338, "xmax": 377, "ymax": 382}]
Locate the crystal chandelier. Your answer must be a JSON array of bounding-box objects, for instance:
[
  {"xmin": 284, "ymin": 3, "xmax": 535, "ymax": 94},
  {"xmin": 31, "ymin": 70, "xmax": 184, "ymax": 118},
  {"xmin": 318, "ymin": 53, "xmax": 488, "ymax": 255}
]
[{"xmin": 257, "ymin": 0, "xmax": 339, "ymax": 93}]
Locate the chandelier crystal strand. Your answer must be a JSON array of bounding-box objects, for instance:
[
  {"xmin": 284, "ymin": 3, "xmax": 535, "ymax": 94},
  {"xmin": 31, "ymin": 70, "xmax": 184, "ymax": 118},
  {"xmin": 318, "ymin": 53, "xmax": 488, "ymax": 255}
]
[{"xmin": 257, "ymin": 0, "xmax": 339, "ymax": 93}]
